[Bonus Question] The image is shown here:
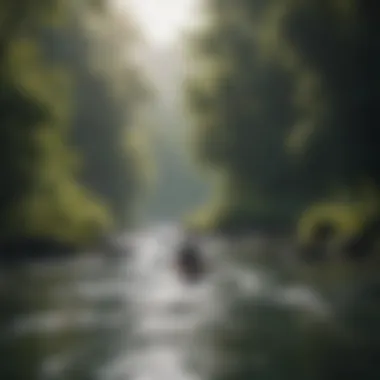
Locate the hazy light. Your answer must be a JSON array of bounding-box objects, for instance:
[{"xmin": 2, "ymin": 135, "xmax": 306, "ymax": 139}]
[{"xmin": 124, "ymin": 0, "xmax": 196, "ymax": 45}]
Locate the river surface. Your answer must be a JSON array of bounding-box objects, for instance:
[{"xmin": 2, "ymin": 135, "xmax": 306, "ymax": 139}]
[{"xmin": 1, "ymin": 225, "xmax": 380, "ymax": 380}]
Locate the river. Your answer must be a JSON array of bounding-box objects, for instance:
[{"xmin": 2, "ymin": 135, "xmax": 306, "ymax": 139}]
[{"xmin": 1, "ymin": 225, "xmax": 380, "ymax": 380}]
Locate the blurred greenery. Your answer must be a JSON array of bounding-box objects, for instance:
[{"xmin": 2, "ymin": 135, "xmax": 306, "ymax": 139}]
[
  {"xmin": 0, "ymin": 0, "xmax": 150, "ymax": 251},
  {"xmin": 1, "ymin": 1, "xmax": 380, "ymax": 379},
  {"xmin": 185, "ymin": 0, "xmax": 380, "ymax": 244}
]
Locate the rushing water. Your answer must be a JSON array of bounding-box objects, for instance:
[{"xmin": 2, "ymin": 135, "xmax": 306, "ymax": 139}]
[{"xmin": 1, "ymin": 226, "xmax": 380, "ymax": 380}]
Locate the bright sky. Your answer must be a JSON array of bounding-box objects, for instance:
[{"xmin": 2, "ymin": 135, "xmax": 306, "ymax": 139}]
[{"xmin": 125, "ymin": 0, "xmax": 196, "ymax": 45}]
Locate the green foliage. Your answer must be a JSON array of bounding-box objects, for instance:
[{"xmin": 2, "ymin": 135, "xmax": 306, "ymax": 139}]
[
  {"xmin": 297, "ymin": 183, "xmax": 380, "ymax": 244},
  {"xmin": 0, "ymin": 1, "xmax": 61, "ymax": 237},
  {"xmin": 185, "ymin": 0, "xmax": 301, "ymax": 231},
  {"xmin": 0, "ymin": 0, "xmax": 150, "ymax": 247},
  {"xmin": 61, "ymin": 6, "xmax": 150, "ymax": 228},
  {"xmin": 186, "ymin": 0, "xmax": 380, "ymax": 235},
  {"xmin": 280, "ymin": 0, "xmax": 380, "ymax": 192}
]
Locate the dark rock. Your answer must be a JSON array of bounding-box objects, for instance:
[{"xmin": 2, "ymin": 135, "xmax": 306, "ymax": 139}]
[
  {"xmin": 343, "ymin": 219, "xmax": 380, "ymax": 260},
  {"xmin": 298, "ymin": 222, "xmax": 337, "ymax": 263}
]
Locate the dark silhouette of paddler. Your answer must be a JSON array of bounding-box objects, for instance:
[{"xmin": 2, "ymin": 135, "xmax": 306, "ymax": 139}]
[{"xmin": 175, "ymin": 233, "xmax": 206, "ymax": 283}]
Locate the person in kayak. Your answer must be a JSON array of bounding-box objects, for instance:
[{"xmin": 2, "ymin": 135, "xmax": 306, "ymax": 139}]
[{"xmin": 175, "ymin": 234, "xmax": 206, "ymax": 283}]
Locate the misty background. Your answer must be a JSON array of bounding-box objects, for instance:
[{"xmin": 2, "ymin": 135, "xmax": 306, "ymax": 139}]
[{"xmin": 1, "ymin": 1, "xmax": 380, "ymax": 380}]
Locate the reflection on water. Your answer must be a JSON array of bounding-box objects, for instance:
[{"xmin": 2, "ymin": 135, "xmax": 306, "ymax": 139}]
[{"xmin": 1, "ymin": 227, "xmax": 380, "ymax": 380}]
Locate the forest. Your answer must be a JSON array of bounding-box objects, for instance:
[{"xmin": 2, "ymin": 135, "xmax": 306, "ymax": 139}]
[
  {"xmin": 0, "ymin": 0, "xmax": 151, "ymax": 251},
  {"xmin": 1, "ymin": 2, "xmax": 380, "ymax": 379},
  {"xmin": 0, "ymin": 0, "xmax": 380, "ymax": 254},
  {"xmin": 185, "ymin": 0, "xmax": 380, "ymax": 246}
]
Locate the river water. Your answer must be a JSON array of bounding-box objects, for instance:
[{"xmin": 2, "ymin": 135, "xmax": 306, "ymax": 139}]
[{"xmin": 1, "ymin": 226, "xmax": 380, "ymax": 380}]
